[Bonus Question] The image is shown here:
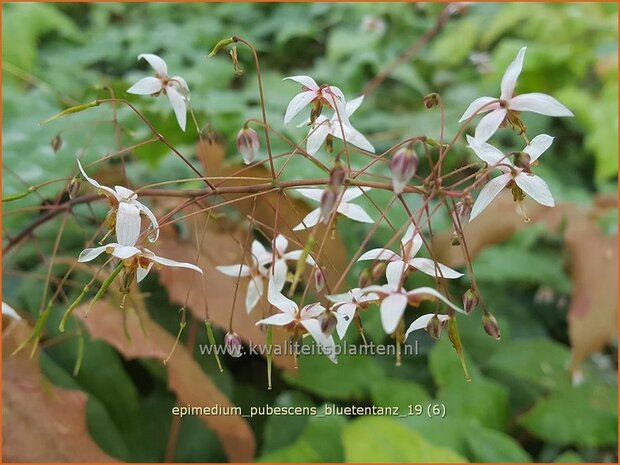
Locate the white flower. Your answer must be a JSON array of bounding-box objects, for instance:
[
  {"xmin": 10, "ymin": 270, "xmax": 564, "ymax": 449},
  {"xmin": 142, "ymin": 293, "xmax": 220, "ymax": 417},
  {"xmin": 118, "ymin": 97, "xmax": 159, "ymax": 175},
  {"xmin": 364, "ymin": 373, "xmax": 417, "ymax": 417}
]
[
  {"xmin": 283, "ymin": 75, "xmax": 349, "ymax": 125},
  {"xmin": 326, "ymin": 288, "xmax": 379, "ymax": 339},
  {"xmin": 2, "ymin": 302, "xmax": 21, "ymax": 320},
  {"xmin": 364, "ymin": 262, "xmax": 465, "ymax": 334},
  {"xmin": 459, "ymin": 47, "xmax": 573, "ymax": 142},
  {"xmin": 467, "ymin": 134, "xmax": 555, "ymax": 221},
  {"xmin": 78, "ymin": 243, "xmax": 202, "ymax": 282},
  {"xmin": 256, "ymin": 281, "xmax": 337, "ymax": 363},
  {"xmin": 127, "ymin": 53, "xmax": 190, "ymax": 131},
  {"xmin": 357, "ymin": 223, "xmax": 463, "ymax": 279},
  {"xmin": 306, "ymin": 96, "xmax": 375, "ymax": 155},
  {"xmin": 293, "ymin": 187, "xmax": 373, "ymax": 230},
  {"xmin": 404, "ymin": 313, "xmax": 450, "ymax": 340},
  {"xmin": 78, "ymin": 160, "xmax": 159, "ymax": 246}
]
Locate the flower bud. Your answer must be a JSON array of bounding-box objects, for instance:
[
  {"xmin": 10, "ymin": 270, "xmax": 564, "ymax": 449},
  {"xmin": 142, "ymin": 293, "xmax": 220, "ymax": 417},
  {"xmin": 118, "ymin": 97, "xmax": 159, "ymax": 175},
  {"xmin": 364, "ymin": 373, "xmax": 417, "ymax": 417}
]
[
  {"xmin": 314, "ymin": 267, "xmax": 326, "ymax": 292},
  {"xmin": 425, "ymin": 315, "xmax": 445, "ymax": 340},
  {"xmin": 51, "ymin": 134, "xmax": 63, "ymax": 153},
  {"xmin": 329, "ymin": 162, "xmax": 347, "ymax": 189},
  {"xmin": 229, "ymin": 46, "xmax": 244, "ymax": 76},
  {"xmin": 320, "ymin": 311, "xmax": 338, "ymax": 336},
  {"xmin": 482, "ymin": 312, "xmax": 501, "ymax": 340},
  {"xmin": 452, "ymin": 199, "xmax": 472, "ymax": 225},
  {"xmin": 390, "ymin": 147, "xmax": 419, "ymax": 195},
  {"xmin": 319, "ymin": 186, "xmax": 339, "ymax": 224},
  {"xmin": 68, "ymin": 176, "xmax": 81, "ymax": 200},
  {"xmin": 423, "ymin": 93, "xmax": 440, "ymax": 109},
  {"xmin": 371, "ymin": 261, "xmax": 387, "ymax": 281},
  {"xmin": 236, "ymin": 127, "xmax": 260, "ymax": 165},
  {"xmin": 224, "ymin": 331, "xmax": 243, "ymax": 357},
  {"xmin": 358, "ymin": 268, "xmax": 372, "ymax": 288},
  {"xmin": 462, "ymin": 289, "xmax": 479, "ymax": 315}
]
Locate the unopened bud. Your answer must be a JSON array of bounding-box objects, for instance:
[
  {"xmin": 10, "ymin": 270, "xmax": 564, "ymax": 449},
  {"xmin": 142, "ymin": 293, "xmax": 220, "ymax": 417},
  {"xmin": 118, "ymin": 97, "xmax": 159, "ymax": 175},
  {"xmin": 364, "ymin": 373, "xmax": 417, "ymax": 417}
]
[
  {"xmin": 224, "ymin": 331, "xmax": 243, "ymax": 357},
  {"xmin": 329, "ymin": 162, "xmax": 346, "ymax": 189},
  {"xmin": 371, "ymin": 261, "xmax": 387, "ymax": 281},
  {"xmin": 425, "ymin": 315, "xmax": 445, "ymax": 340},
  {"xmin": 236, "ymin": 127, "xmax": 260, "ymax": 165},
  {"xmin": 513, "ymin": 151, "xmax": 531, "ymax": 172},
  {"xmin": 320, "ymin": 311, "xmax": 338, "ymax": 336},
  {"xmin": 423, "ymin": 93, "xmax": 440, "ymax": 109},
  {"xmin": 390, "ymin": 147, "xmax": 419, "ymax": 195},
  {"xmin": 51, "ymin": 134, "xmax": 63, "ymax": 153},
  {"xmin": 68, "ymin": 177, "xmax": 81, "ymax": 199},
  {"xmin": 482, "ymin": 312, "xmax": 501, "ymax": 340},
  {"xmin": 229, "ymin": 46, "xmax": 244, "ymax": 76},
  {"xmin": 452, "ymin": 199, "xmax": 472, "ymax": 225},
  {"xmin": 462, "ymin": 289, "xmax": 479, "ymax": 315},
  {"xmin": 358, "ymin": 269, "xmax": 372, "ymax": 288},
  {"xmin": 314, "ymin": 267, "xmax": 326, "ymax": 291},
  {"xmin": 319, "ymin": 186, "xmax": 339, "ymax": 224}
]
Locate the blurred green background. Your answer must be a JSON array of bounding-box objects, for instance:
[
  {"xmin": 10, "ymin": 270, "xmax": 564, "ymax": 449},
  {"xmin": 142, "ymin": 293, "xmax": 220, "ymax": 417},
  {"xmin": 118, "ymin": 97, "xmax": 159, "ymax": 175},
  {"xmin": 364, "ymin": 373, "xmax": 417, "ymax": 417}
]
[{"xmin": 2, "ymin": 2, "xmax": 618, "ymax": 463}]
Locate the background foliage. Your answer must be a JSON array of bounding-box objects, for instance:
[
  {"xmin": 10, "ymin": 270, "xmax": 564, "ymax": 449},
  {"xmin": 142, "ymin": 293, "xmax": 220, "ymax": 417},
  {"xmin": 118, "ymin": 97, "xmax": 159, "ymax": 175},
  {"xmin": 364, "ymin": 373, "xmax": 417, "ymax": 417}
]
[{"xmin": 2, "ymin": 2, "xmax": 618, "ymax": 463}]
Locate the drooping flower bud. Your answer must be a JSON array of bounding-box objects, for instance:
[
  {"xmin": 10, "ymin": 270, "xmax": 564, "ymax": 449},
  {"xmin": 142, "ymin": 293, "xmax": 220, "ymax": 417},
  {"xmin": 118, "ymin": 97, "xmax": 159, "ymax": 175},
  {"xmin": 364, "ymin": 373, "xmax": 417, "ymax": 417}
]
[
  {"xmin": 319, "ymin": 186, "xmax": 339, "ymax": 224},
  {"xmin": 425, "ymin": 314, "xmax": 445, "ymax": 340},
  {"xmin": 51, "ymin": 134, "xmax": 63, "ymax": 153},
  {"xmin": 462, "ymin": 289, "xmax": 479, "ymax": 315},
  {"xmin": 390, "ymin": 147, "xmax": 419, "ymax": 195},
  {"xmin": 482, "ymin": 312, "xmax": 501, "ymax": 340},
  {"xmin": 320, "ymin": 311, "xmax": 338, "ymax": 336},
  {"xmin": 236, "ymin": 127, "xmax": 260, "ymax": 165},
  {"xmin": 224, "ymin": 331, "xmax": 243, "ymax": 357},
  {"xmin": 314, "ymin": 267, "xmax": 326, "ymax": 292},
  {"xmin": 371, "ymin": 261, "xmax": 387, "ymax": 281},
  {"xmin": 423, "ymin": 93, "xmax": 440, "ymax": 109},
  {"xmin": 329, "ymin": 162, "xmax": 347, "ymax": 189},
  {"xmin": 358, "ymin": 268, "xmax": 372, "ymax": 288},
  {"xmin": 68, "ymin": 176, "xmax": 81, "ymax": 200}
]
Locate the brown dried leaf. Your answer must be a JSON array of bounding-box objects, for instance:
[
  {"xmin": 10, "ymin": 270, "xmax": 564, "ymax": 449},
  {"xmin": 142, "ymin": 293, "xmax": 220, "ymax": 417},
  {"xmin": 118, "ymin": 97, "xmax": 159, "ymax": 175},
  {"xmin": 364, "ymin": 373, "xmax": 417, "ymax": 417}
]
[
  {"xmin": 2, "ymin": 319, "xmax": 115, "ymax": 463},
  {"xmin": 78, "ymin": 300, "xmax": 256, "ymax": 462}
]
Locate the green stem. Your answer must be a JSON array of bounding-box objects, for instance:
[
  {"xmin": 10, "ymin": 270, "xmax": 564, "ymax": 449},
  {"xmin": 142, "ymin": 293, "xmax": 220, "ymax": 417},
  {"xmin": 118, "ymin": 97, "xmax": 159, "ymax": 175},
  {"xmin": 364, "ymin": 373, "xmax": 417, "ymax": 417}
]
[{"xmin": 205, "ymin": 321, "xmax": 224, "ymax": 373}]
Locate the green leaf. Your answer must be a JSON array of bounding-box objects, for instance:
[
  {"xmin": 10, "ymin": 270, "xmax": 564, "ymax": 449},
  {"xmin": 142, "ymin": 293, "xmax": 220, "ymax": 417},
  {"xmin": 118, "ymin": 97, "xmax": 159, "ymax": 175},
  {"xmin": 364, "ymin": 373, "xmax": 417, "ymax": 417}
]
[
  {"xmin": 464, "ymin": 426, "xmax": 532, "ymax": 462},
  {"xmin": 261, "ymin": 391, "xmax": 316, "ymax": 455},
  {"xmin": 343, "ymin": 417, "xmax": 466, "ymax": 462},
  {"xmin": 370, "ymin": 377, "xmax": 431, "ymax": 412}
]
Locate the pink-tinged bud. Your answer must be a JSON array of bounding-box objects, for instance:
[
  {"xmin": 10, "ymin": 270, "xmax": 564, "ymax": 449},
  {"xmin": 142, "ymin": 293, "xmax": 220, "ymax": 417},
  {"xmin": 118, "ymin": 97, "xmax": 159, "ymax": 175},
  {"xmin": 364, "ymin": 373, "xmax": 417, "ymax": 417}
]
[
  {"xmin": 462, "ymin": 289, "xmax": 479, "ymax": 315},
  {"xmin": 319, "ymin": 187, "xmax": 339, "ymax": 224},
  {"xmin": 390, "ymin": 147, "xmax": 419, "ymax": 195},
  {"xmin": 224, "ymin": 331, "xmax": 243, "ymax": 357},
  {"xmin": 425, "ymin": 315, "xmax": 446, "ymax": 340},
  {"xmin": 320, "ymin": 311, "xmax": 338, "ymax": 336},
  {"xmin": 482, "ymin": 313, "xmax": 501, "ymax": 340},
  {"xmin": 51, "ymin": 134, "xmax": 63, "ymax": 153},
  {"xmin": 236, "ymin": 127, "xmax": 260, "ymax": 165},
  {"xmin": 371, "ymin": 261, "xmax": 387, "ymax": 281},
  {"xmin": 358, "ymin": 269, "xmax": 372, "ymax": 288},
  {"xmin": 329, "ymin": 162, "xmax": 347, "ymax": 189},
  {"xmin": 314, "ymin": 267, "xmax": 326, "ymax": 291}
]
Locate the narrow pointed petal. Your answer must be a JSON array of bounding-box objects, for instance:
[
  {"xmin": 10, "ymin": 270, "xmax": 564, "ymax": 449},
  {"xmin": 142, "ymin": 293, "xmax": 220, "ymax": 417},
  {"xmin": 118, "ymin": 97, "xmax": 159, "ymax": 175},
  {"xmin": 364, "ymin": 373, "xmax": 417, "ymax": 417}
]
[
  {"xmin": 2, "ymin": 302, "xmax": 21, "ymax": 320},
  {"xmin": 138, "ymin": 53, "xmax": 168, "ymax": 76},
  {"xmin": 251, "ymin": 240, "xmax": 268, "ymax": 261},
  {"xmin": 76, "ymin": 160, "xmax": 117, "ymax": 198},
  {"xmin": 523, "ymin": 134, "xmax": 554, "ymax": 162},
  {"xmin": 474, "ymin": 108, "xmax": 507, "ymax": 142},
  {"xmin": 470, "ymin": 173, "xmax": 512, "ymax": 221},
  {"xmin": 306, "ymin": 121, "xmax": 331, "ymax": 155},
  {"xmin": 466, "ymin": 135, "xmax": 510, "ymax": 167},
  {"xmin": 458, "ymin": 96, "xmax": 498, "ymax": 122},
  {"xmin": 338, "ymin": 203, "xmax": 373, "ymax": 223},
  {"xmin": 143, "ymin": 250, "xmax": 203, "ymax": 273},
  {"xmin": 407, "ymin": 287, "xmax": 465, "ymax": 314},
  {"xmin": 246, "ymin": 276, "xmax": 263, "ymax": 314},
  {"xmin": 271, "ymin": 259, "xmax": 288, "ymax": 291},
  {"xmin": 166, "ymin": 86, "xmax": 187, "ymax": 131},
  {"xmin": 274, "ymin": 235, "xmax": 289, "ymax": 255},
  {"xmin": 380, "ymin": 293, "xmax": 408, "ymax": 334},
  {"xmin": 284, "ymin": 91, "xmax": 316, "ymax": 124},
  {"xmin": 267, "ymin": 280, "xmax": 297, "ymax": 315},
  {"xmin": 136, "ymin": 263, "xmax": 154, "ymax": 283},
  {"xmin": 170, "ymin": 76, "xmax": 190, "ymax": 95},
  {"xmin": 293, "ymin": 208, "xmax": 321, "ymax": 231},
  {"xmin": 114, "ymin": 185, "xmax": 137, "ymax": 200},
  {"xmin": 409, "ymin": 258, "xmax": 463, "ymax": 279},
  {"xmin": 405, "ymin": 313, "xmax": 450, "ymax": 340},
  {"xmin": 500, "ymin": 47, "xmax": 526, "ymax": 100},
  {"xmin": 300, "ymin": 303, "xmax": 325, "ymax": 319},
  {"xmin": 110, "ymin": 245, "xmax": 142, "ymax": 260},
  {"xmin": 300, "ymin": 319, "xmax": 338, "ymax": 363},
  {"xmin": 127, "ymin": 77, "xmax": 162, "ymax": 95},
  {"xmin": 357, "ymin": 248, "xmax": 399, "ymax": 262},
  {"xmin": 514, "ymin": 173, "xmax": 555, "ymax": 207},
  {"xmin": 282, "ymin": 250, "xmax": 315, "ymax": 265},
  {"xmin": 78, "ymin": 245, "xmax": 110, "ymax": 262},
  {"xmin": 295, "ymin": 188, "xmax": 323, "ymax": 203},
  {"xmin": 116, "ymin": 202, "xmax": 141, "ymax": 246},
  {"xmin": 335, "ymin": 303, "xmax": 357, "ymax": 339},
  {"xmin": 216, "ymin": 264, "xmax": 252, "ymax": 277},
  {"xmin": 324, "ymin": 86, "xmax": 350, "ymax": 125},
  {"xmin": 509, "ymin": 93, "xmax": 574, "ymax": 117},
  {"xmin": 334, "ymin": 124, "xmax": 375, "ymax": 153},
  {"xmin": 256, "ymin": 312, "xmax": 295, "ymax": 326},
  {"xmin": 345, "ymin": 95, "xmax": 364, "ymax": 116},
  {"xmin": 385, "ymin": 260, "xmax": 408, "ymax": 287},
  {"xmin": 283, "ymin": 75, "xmax": 319, "ymax": 91},
  {"xmin": 402, "ymin": 226, "xmax": 423, "ymax": 260},
  {"xmin": 341, "ymin": 186, "xmax": 371, "ymax": 202},
  {"xmin": 135, "ymin": 200, "xmax": 159, "ymax": 242}
]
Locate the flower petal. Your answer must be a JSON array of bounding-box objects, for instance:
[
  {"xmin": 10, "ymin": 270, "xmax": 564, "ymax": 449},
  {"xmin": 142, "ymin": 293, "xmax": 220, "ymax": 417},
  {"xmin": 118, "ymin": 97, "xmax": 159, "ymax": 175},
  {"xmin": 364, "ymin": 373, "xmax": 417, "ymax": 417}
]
[
  {"xmin": 256, "ymin": 312, "xmax": 295, "ymax": 326},
  {"xmin": 116, "ymin": 202, "xmax": 141, "ymax": 246},
  {"xmin": 127, "ymin": 76, "xmax": 162, "ymax": 95},
  {"xmin": 283, "ymin": 75, "xmax": 319, "ymax": 91},
  {"xmin": 409, "ymin": 257, "xmax": 463, "ymax": 279},
  {"xmin": 299, "ymin": 319, "xmax": 338, "ymax": 363},
  {"xmin": 404, "ymin": 313, "xmax": 450, "ymax": 340},
  {"xmin": 306, "ymin": 121, "xmax": 331, "ymax": 155},
  {"xmin": 335, "ymin": 303, "xmax": 357, "ymax": 339},
  {"xmin": 458, "ymin": 96, "xmax": 498, "ymax": 122},
  {"xmin": 295, "ymin": 188, "xmax": 324, "ymax": 203},
  {"xmin": 216, "ymin": 264, "xmax": 252, "ymax": 277},
  {"xmin": 338, "ymin": 203, "xmax": 373, "ymax": 223},
  {"xmin": 474, "ymin": 108, "xmax": 507, "ymax": 142},
  {"xmin": 523, "ymin": 134, "xmax": 554, "ymax": 162},
  {"xmin": 78, "ymin": 245, "xmax": 110, "ymax": 262},
  {"xmin": 136, "ymin": 263, "xmax": 154, "ymax": 283},
  {"xmin": 345, "ymin": 95, "xmax": 364, "ymax": 116},
  {"xmin": 76, "ymin": 160, "xmax": 117, "ymax": 198},
  {"xmin": 514, "ymin": 173, "xmax": 555, "ymax": 207},
  {"xmin": 271, "ymin": 259, "xmax": 288, "ymax": 291},
  {"xmin": 110, "ymin": 245, "xmax": 142, "ymax": 260},
  {"xmin": 246, "ymin": 276, "xmax": 263, "ymax": 314},
  {"xmin": 138, "ymin": 53, "xmax": 168, "ymax": 76},
  {"xmin": 267, "ymin": 280, "xmax": 297, "ymax": 315},
  {"xmin": 114, "ymin": 185, "xmax": 137, "ymax": 200},
  {"xmin": 385, "ymin": 260, "xmax": 408, "ymax": 287},
  {"xmin": 135, "ymin": 200, "xmax": 159, "ymax": 242},
  {"xmin": 282, "ymin": 250, "xmax": 315, "ymax": 265},
  {"xmin": 500, "ymin": 47, "xmax": 526, "ymax": 100},
  {"xmin": 357, "ymin": 248, "xmax": 399, "ymax": 262},
  {"xmin": 401, "ymin": 224, "xmax": 423, "ymax": 260},
  {"xmin": 334, "ymin": 124, "xmax": 375, "ymax": 153},
  {"xmin": 406, "ymin": 287, "xmax": 465, "ymax": 314},
  {"xmin": 274, "ymin": 235, "xmax": 289, "ymax": 255},
  {"xmin": 2, "ymin": 302, "xmax": 21, "ymax": 320},
  {"xmin": 341, "ymin": 186, "xmax": 371, "ymax": 202},
  {"xmin": 466, "ymin": 134, "xmax": 510, "ymax": 167},
  {"xmin": 293, "ymin": 208, "xmax": 321, "ymax": 231},
  {"xmin": 144, "ymin": 251, "xmax": 203, "ymax": 274},
  {"xmin": 470, "ymin": 173, "xmax": 512, "ymax": 221},
  {"xmin": 509, "ymin": 93, "xmax": 573, "ymax": 117},
  {"xmin": 380, "ymin": 293, "xmax": 408, "ymax": 334},
  {"xmin": 284, "ymin": 91, "xmax": 317, "ymax": 124},
  {"xmin": 166, "ymin": 85, "xmax": 187, "ymax": 131},
  {"xmin": 300, "ymin": 303, "xmax": 325, "ymax": 319}
]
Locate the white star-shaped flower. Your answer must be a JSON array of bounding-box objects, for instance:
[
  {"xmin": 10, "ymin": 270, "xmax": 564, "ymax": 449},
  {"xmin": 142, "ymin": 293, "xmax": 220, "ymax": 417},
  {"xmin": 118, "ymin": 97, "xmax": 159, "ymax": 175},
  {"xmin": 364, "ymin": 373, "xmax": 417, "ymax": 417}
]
[
  {"xmin": 293, "ymin": 187, "xmax": 373, "ymax": 230},
  {"xmin": 404, "ymin": 313, "xmax": 450, "ymax": 340},
  {"xmin": 127, "ymin": 53, "xmax": 190, "ymax": 131},
  {"xmin": 283, "ymin": 75, "xmax": 349, "ymax": 126},
  {"xmin": 326, "ymin": 288, "xmax": 379, "ymax": 339},
  {"xmin": 78, "ymin": 160, "xmax": 159, "ymax": 246},
  {"xmin": 459, "ymin": 47, "xmax": 573, "ymax": 142},
  {"xmin": 357, "ymin": 223, "xmax": 463, "ymax": 279}
]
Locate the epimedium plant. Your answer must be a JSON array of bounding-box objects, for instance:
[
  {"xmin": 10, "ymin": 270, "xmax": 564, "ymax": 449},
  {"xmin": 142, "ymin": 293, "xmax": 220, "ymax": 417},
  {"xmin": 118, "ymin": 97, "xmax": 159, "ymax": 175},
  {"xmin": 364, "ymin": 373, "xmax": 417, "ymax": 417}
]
[{"xmin": 9, "ymin": 29, "xmax": 574, "ymax": 387}]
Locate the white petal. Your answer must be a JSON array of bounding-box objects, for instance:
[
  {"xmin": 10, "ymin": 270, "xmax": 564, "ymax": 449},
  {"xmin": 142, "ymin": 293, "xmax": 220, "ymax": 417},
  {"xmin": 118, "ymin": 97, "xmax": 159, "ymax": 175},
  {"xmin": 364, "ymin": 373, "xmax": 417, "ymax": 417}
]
[
  {"xmin": 300, "ymin": 303, "xmax": 325, "ymax": 319},
  {"xmin": 116, "ymin": 202, "xmax": 141, "ymax": 246},
  {"xmin": 138, "ymin": 53, "xmax": 168, "ymax": 76},
  {"xmin": 246, "ymin": 276, "xmax": 263, "ymax": 314},
  {"xmin": 299, "ymin": 319, "xmax": 338, "ymax": 363},
  {"xmin": 380, "ymin": 293, "xmax": 408, "ymax": 334},
  {"xmin": 335, "ymin": 303, "xmax": 357, "ymax": 339},
  {"xmin": 170, "ymin": 76, "xmax": 190, "ymax": 95},
  {"xmin": 110, "ymin": 245, "xmax": 142, "ymax": 260},
  {"xmin": 283, "ymin": 75, "xmax": 319, "ymax": 91},
  {"xmin": 470, "ymin": 173, "xmax": 512, "ymax": 221},
  {"xmin": 306, "ymin": 122, "xmax": 331, "ymax": 155},
  {"xmin": 406, "ymin": 287, "xmax": 465, "ymax": 314},
  {"xmin": 144, "ymin": 251, "xmax": 203, "ymax": 274},
  {"xmin": 256, "ymin": 312, "xmax": 295, "ymax": 326},
  {"xmin": 295, "ymin": 188, "xmax": 323, "ymax": 203},
  {"xmin": 466, "ymin": 135, "xmax": 509, "ymax": 167},
  {"xmin": 216, "ymin": 264, "xmax": 252, "ymax": 277},
  {"xmin": 251, "ymin": 240, "xmax": 268, "ymax": 260},
  {"xmin": 474, "ymin": 109, "xmax": 507, "ymax": 142},
  {"xmin": 293, "ymin": 208, "xmax": 321, "ymax": 231},
  {"xmin": 267, "ymin": 280, "xmax": 297, "ymax": 315},
  {"xmin": 385, "ymin": 260, "xmax": 408, "ymax": 287},
  {"xmin": 523, "ymin": 134, "xmax": 554, "ymax": 163},
  {"xmin": 271, "ymin": 259, "xmax": 288, "ymax": 291},
  {"xmin": 325, "ymin": 86, "xmax": 350, "ymax": 126},
  {"xmin": 282, "ymin": 250, "xmax": 315, "ymax": 265},
  {"xmin": 76, "ymin": 160, "xmax": 117, "ymax": 198},
  {"xmin": 114, "ymin": 185, "xmax": 137, "ymax": 200},
  {"xmin": 136, "ymin": 263, "xmax": 154, "ymax": 283},
  {"xmin": 127, "ymin": 77, "xmax": 162, "ymax": 95},
  {"xmin": 402, "ymin": 225, "xmax": 423, "ymax": 260},
  {"xmin": 338, "ymin": 203, "xmax": 373, "ymax": 223},
  {"xmin": 509, "ymin": 93, "xmax": 574, "ymax": 117},
  {"xmin": 500, "ymin": 47, "xmax": 526, "ymax": 100},
  {"xmin": 166, "ymin": 86, "xmax": 187, "ymax": 131},
  {"xmin": 135, "ymin": 200, "xmax": 159, "ymax": 242},
  {"xmin": 78, "ymin": 245, "xmax": 110, "ymax": 262},
  {"xmin": 334, "ymin": 124, "xmax": 375, "ymax": 153},
  {"xmin": 274, "ymin": 235, "xmax": 289, "ymax": 255},
  {"xmin": 2, "ymin": 302, "xmax": 21, "ymax": 320},
  {"xmin": 357, "ymin": 248, "xmax": 399, "ymax": 262},
  {"xmin": 458, "ymin": 96, "xmax": 498, "ymax": 122},
  {"xmin": 409, "ymin": 258, "xmax": 463, "ymax": 279},
  {"xmin": 404, "ymin": 314, "xmax": 450, "ymax": 340},
  {"xmin": 514, "ymin": 173, "xmax": 555, "ymax": 207},
  {"xmin": 345, "ymin": 95, "xmax": 364, "ymax": 116},
  {"xmin": 326, "ymin": 292, "xmax": 352, "ymax": 304},
  {"xmin": 342, "ymin": 186, "xmax": 371, "ymax": 202},
  {"xmin": 284, "ymin": 91, "xmax": 317, "ymax": 124}
]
